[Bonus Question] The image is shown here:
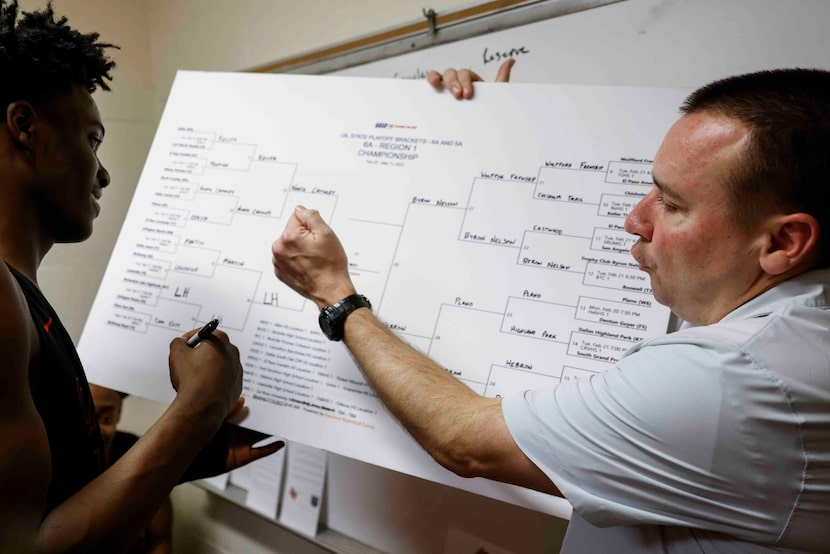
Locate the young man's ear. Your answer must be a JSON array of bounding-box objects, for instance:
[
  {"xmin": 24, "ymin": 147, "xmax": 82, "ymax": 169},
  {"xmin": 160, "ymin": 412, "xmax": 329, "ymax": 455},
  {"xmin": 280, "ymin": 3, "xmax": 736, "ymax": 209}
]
[
  {"xmin": 6, "ymin": 101, "xmax": 37, "ymax": 150},
  {"xmin": 759, "ymin": 212, "xmax": 820, "ymax": 275}
]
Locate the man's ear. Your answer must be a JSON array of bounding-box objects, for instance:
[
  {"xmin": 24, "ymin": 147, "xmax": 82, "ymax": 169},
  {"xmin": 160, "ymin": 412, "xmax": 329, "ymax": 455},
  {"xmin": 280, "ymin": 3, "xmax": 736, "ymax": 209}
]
[
  {"xmin": 6, "ymin": 101, "xmax": 37, "ymax": 150},
  {"xmin": 759, "ymin": 213, "xmax": 820, "ymax": 275}
]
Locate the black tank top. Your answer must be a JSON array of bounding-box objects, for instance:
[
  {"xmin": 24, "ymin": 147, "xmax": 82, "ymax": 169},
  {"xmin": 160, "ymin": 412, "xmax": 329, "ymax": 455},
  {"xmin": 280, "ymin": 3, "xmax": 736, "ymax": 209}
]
[{"xmin": 8, "ymin": 264, "xmax": 105, "ymax": 512}]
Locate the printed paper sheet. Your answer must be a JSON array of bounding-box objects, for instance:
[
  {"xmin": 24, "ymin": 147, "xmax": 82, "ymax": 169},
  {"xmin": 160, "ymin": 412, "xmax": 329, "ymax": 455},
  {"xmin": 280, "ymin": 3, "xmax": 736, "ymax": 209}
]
[{"xmin": 78, "ymin": 71, "xmax": 686, "ymax": 516}]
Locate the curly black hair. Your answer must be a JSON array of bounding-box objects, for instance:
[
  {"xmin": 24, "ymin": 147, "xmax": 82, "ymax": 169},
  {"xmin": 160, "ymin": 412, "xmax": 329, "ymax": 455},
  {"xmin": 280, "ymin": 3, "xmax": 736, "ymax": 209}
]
[{"xmin": 0, "ymin": 0, "xmax": 117, "ymax": 107}]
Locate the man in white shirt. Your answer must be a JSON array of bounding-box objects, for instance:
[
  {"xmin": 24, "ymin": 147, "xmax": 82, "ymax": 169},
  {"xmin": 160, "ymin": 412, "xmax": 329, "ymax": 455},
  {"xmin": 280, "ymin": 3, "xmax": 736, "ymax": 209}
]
[{"xmin": 271, "ymin": 68, "xmax": 829, "ymax": 552}]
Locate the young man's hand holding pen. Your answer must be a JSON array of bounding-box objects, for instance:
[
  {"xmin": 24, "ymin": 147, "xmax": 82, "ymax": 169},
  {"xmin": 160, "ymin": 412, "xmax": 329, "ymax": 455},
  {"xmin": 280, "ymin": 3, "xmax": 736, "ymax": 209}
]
[
  {"xmin": 187, "ymin": 318, "xmax": 219, "ymax": 347},
  {"xmin": 169, "ymin": 319, "xmax": 242, "ymax": 423},
  {"xmin": 169, "ymin": 319, "xmax": 284, "ymax": 480}
]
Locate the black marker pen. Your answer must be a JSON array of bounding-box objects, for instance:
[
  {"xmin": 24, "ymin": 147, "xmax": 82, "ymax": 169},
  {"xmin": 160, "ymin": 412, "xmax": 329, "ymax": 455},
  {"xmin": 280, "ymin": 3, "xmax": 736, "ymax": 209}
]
[{"xmin": 187, "ymin": 318, "xmax": 219, "ymax": 348}]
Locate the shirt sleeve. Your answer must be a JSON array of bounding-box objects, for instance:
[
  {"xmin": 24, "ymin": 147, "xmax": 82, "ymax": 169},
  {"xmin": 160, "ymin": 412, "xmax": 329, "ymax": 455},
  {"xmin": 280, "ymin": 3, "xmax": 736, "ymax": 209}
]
[{"xmin": 502, "ymin": 335, "xmax": 804, "ymax": 543}]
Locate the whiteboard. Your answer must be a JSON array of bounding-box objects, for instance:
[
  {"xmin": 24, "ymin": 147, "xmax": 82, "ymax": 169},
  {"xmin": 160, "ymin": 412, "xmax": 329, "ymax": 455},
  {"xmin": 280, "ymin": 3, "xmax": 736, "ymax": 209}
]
[{"xmin": 332, "ymin": 0, "xmax": 830, "ymax": 88}]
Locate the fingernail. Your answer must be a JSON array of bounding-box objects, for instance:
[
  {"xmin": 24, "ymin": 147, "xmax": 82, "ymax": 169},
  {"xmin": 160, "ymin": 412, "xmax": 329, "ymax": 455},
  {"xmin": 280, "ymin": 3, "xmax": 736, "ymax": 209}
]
[{"xmin": 451, "ymin": 85, "xmax": 461, "ymax": 96}]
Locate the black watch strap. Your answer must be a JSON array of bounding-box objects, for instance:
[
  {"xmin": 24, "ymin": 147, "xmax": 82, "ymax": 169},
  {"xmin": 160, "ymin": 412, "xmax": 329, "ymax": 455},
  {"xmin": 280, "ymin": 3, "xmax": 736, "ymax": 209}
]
[{"xmin": 318, "ymin": 294, "xmax": 371, "ymax": 341}]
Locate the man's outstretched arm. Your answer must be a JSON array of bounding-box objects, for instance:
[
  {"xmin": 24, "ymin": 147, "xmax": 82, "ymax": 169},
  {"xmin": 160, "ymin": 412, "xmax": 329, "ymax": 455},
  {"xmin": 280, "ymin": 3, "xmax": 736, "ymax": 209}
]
[{"xmin": 272, "ymin": 206, "xmax": 559, "ymax": 496}]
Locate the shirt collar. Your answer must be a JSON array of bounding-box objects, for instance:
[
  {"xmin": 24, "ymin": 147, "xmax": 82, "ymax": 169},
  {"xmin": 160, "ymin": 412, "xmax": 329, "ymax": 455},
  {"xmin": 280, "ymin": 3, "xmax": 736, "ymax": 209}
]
[
  {"xmin": 675, "ymin": 269, "xmax": 830, "ymax": 331},
  {"xmin": 721, "ymin": 268, "xmax": 830, "ymax": 322}
]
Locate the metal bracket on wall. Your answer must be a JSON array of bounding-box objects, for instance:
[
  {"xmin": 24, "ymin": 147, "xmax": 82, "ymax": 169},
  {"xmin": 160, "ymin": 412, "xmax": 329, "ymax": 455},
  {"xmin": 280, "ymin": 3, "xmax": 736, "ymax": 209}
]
[{"xmin": 422, "ymin": 8, "xmax": 438, "ymax": 35}]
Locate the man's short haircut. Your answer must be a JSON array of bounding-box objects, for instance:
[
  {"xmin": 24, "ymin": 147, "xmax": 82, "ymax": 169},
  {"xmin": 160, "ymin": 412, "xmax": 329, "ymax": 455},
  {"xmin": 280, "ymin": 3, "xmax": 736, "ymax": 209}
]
[
  {"xmin": 681, "ymin": 68, "xmax": 830, "ymax": 268},
  {"xmin": 0, "ymin": 0, "xmax": 117, "ymax": 108}
]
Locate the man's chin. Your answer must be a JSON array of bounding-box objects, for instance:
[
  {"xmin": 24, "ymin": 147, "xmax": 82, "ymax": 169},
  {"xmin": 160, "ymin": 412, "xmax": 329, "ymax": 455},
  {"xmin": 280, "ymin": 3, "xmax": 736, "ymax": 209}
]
[
  {"xmin": 646, "ymin": 276, "xmax": 665, "ymax": 302},
  {"xmin": 650, "ymin": 285, "xmax": 670, "ymax": 308},
  {"xmin": 54, "ymin": 226, "xmax": 94, "ymax": 244}
]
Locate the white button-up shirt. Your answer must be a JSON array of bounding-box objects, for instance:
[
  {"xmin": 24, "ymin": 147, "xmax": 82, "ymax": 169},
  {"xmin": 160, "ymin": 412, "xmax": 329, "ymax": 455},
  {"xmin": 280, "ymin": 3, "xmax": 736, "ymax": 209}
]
[{"xmin": 504, "ymin": 269, "xmax": 830, "ymax": 553}]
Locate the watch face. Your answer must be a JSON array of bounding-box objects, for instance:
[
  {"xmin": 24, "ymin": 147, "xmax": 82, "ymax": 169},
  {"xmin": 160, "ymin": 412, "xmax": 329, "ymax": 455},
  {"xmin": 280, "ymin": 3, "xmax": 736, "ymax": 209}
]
[
  {"xmin": 319, "ymin": 311, "xmax": 335, "ymax": 339},
  {"xmin": 318, "ymin": 295, "xmax": 369, "ymax": 341}
]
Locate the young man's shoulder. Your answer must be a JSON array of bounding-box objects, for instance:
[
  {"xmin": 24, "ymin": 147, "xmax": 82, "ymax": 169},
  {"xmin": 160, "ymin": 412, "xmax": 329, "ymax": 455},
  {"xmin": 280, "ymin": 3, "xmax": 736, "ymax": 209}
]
[
  {"xmin": 0, "ymin": 262, "xmax": 37, "ymax": 383},
  {"xmin": 0, "ymin": 262, "xmax": 51, "ymax": 551}
]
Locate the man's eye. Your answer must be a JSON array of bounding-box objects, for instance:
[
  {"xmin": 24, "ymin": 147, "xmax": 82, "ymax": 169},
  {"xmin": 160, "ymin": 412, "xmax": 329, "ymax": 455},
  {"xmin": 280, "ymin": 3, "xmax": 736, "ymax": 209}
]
[
  {"xmin": 89, "ymin": 135, "xmax": 103, "ymax": 151},
  {"xmin": 656, "ymin": 194, "xmax": 678, "ymax": 212}
]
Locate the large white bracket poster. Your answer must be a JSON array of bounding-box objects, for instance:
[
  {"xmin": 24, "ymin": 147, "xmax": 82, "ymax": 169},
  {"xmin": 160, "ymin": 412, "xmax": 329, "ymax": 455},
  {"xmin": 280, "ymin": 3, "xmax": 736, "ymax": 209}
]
[{"xmin": 79, "ymin": 71, "xmax": 686, "ymax": 517}]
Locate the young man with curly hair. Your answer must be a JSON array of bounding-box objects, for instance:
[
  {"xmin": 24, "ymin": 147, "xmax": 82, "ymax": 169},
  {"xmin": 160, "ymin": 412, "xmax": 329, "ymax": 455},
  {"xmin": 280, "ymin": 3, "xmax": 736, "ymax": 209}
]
[{"xmin": 0, "ymin": 2, "xmax": 281, "ymax": 551}]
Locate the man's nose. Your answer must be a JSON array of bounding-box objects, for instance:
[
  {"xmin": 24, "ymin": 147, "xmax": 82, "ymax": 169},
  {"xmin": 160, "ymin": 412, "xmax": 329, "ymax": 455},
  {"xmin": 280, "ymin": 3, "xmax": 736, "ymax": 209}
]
[
  {"xmin": 98, "ymin": 162, "xmax": 111, "ymax": 189},
  {"xmin": 624, "ymin": 194, "xmax": 654, "ymax": 240}
]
